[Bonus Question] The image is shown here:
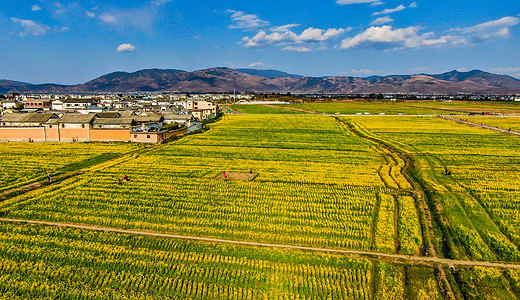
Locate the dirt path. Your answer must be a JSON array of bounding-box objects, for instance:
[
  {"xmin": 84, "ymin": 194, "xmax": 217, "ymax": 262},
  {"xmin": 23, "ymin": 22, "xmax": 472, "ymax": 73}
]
[
  {"xmin": 0, "ymin": 182, "xmax": 43, "ymax": 200},
  {"xmin": 336, "ymin": 118, "xmax": 457, "ymax": 298},
  {"xmin": 263, "ymin": 104, "xmax": 319, "ymax": 114},
  {"xmin": 221, "ymin": 106, "xmax": 242, "ymax": 114},
  {"xmin": 0, "ymin": 145, "xmax": 164, "ymax": 202},
  {"xmin": 440, "ymin": 115, "xmax": 520, "ymax": 136},
  {"xmin": 1, "ymin": 218, "xmax": 519, "ymax": 270}
]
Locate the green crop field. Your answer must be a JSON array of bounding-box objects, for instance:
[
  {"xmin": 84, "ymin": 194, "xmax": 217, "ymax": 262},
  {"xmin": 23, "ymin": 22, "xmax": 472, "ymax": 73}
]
[
  {"xmin": 454, "ymin": 116, "xmax": 520, "ymax": 132},
  {"xmin": 0, "ymin": 143, "xmax": 138, "ymax": 193},
  {"xmin": 1, "ymin": 107, "xmax": 520, "ymax": 299},
  {"xmin": 279, "ymin": 101, "xmax": 453, "ymax": 115},
  {"xmin": 344, "ymin": 116, "xmax": 520, "ymax": 262},
  {"xmin": 398, "ymin": 101, "xmax": 520, "ymax": 115},
  {"xmin": 227, "ymin": 104, "xmax": 305, "ymax": 114},
  {"xmin": 0, "ymin": 222, "xmax": 449, "ymax": 299},
  {"xmin": 1, "ymin": 115, "xmax": 409, "ymax": 252}
]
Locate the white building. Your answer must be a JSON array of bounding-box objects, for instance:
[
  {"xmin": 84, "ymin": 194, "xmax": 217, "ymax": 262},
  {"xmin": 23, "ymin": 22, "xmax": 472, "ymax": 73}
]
[
  {"xmin": 51, "ymin": 99, "xmax": 65, "ymax": 110},
  {"xmin": 1, "ymin": 100, "xmax": 17, "ymax": 109}
]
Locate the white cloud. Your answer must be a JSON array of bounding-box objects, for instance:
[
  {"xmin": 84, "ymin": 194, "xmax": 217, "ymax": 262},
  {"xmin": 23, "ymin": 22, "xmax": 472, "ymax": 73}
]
[
  {"xmin": 458, "ymin": 16, "xmax": 518, "ymax": 34},
  {"xmin": 373, "ymin": 4, "xmax": 407, "ymax": 16},
  {"xmin": 492, "ymin": 67, "xmax": 520, "ymax": 73},
  {"xmin": 411, "ymin": 67, "xmax": 428, "ymax": 72},
  {"xmin": 409, "ymin": 2, "xmax": 418, "ymax": 8},
  {"xmin": 243, "ymin": 27, "xmax": 346, "ymax": 49},
  {"xmin": 249, "ymin": 62, "xmax": 265, "ymax": 68},
  {"xmin": 99, "ymin": 4, "xmax": 164, "ymax": 33},
  {"xmin": 100, "ymin": 13, "xmax": 118, "ymax": 24},
  {"xmin": 452, "ymin": 16, "xmax": 519, "ymax": 45},
  {"xmin": 336, "ymin": 0, "xmax": 383, "ymax": 5},
  {"xmin": 271, "ymin": 24, "xmax": 300, "ymax": 32},
  {"xmin": 282, "ymin": 46, "xmax": 312, "ymax": 52},
  {"xmin": 340, "ymin": 26, "xmax": 447, "ymax": 50},
  {"xmin": 370, "ymin": 16, "xmax": 394, "ymax": 25},
  {"xmin": 52, "ymin": 2, "xmax": 71, "ymax": 15},
  {"xmin": 11, "ymin": 18, "xmax": 50, "ymax": 36},
  {"xmin": 491, "ymin": 67, "xmax": 520, "ymax": 78},
  {"xmin": 61, "ymin": 27, "xmax": 69, "ymax": 33},
  {"xmin": 31, "ymin": 5, "xmax": 42, "ymax": 11},
  {"xmin": 300, "ymin": 28, "xmax": 346, "ymax": 41},
  {"xmin": 351, "ymin": 69, "xmax": 377, "ymax": 75},
  {"xmin": 151, "ymin": 0, "xmax": 172, "ymax": 5},
  {"xmin": 86, "ymin": 11, "xmax": 96, "ymax": 18},
  {"xmin": 227, "ymin": 10, "xmax": 269, "ymax": 30},
  {"xmin": 117, "ymin": 43, "xmax": 136, "ymax": 52}
]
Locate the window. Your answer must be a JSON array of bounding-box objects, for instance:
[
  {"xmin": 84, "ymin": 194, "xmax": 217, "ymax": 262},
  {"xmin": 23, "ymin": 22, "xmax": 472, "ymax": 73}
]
[
  {"xmin": 147, "ymin": 135, "xmax": 151, "ymax": 139},
  {"xmin": 61, "ymin": 124, "xmax": 65, "ymax": 128},
  {"xmin": 81, "ymin": 124, "xmax": 85, "ymax": 128},
  {"xmin": 134, "ymin": 135, "xmax": 137, "ymax": 138},
  {"xmin": 49, "ymin": 125, "xmax": 52, "ymax": 128}
]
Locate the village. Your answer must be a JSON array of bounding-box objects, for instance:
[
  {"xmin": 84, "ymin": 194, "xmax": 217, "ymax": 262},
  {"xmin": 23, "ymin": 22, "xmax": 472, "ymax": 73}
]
[{"xmin": 0, "ymin": 94, "xmax": 224, "ymax": 143}]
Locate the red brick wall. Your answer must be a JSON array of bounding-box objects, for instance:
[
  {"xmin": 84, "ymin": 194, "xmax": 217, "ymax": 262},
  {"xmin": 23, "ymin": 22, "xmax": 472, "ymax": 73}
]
[
  {"xmin": 45, "ymin": 127, "xmax": 59, "ymax": 141},
  {"xmin": 59, "ymin": 128, "xmax": 90, "ymax": 141},
  {"xmin": 130, "ymin": 132, "xmax": 163, "ymax": 143},
  {"xmin": 90, "ymin": 129, "xmax": 131, "ymax": 141},
  {"xmin": 0, "ymin": 128, "xmax": 46, "ymax": 141}
]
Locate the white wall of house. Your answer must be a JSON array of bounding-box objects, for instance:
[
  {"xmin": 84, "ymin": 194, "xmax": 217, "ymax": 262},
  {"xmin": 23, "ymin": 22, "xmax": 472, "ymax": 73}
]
[
  {"xmin": 60, "ymin": 123, "xmax": 90, "ymax": 129},
  {"xmin": 1, "ymin": 102, "xmax": 17, "ymax": 109},
  {"xmin": 51, "ymin": 101, "xmax": 64, "ymax": 110}
]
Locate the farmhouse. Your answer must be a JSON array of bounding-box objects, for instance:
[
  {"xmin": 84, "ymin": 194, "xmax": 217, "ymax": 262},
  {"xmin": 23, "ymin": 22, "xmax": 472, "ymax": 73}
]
[
  {"xmin": 93, "ymin": 118, "xmax": 135, "ymax": 129},
  {"xmin": 23, "ymin": 99, "xmax": 52, "ymax": 110},
  {"xmin": 62, "ymin": 99, "xmax": 99, "ymax": 111},
  {"xmin": 186, "ymin": 100, "xmax": 217, "ymax": 115},
  {"xmin": 51, "ymin": 99, "xmax": 65, "ymax": 110},
  {"xmin": 1, "ymin": 113, "xmax": 58, "ymax": 127},
  {"xmin": 162, "ymin": 113, "xmax": 195, "ymax": 125},
  {"xmin": 192, "ymin": 109, "xmax": 215, "ymax": 120},
  {"xmin": 1, "ymin": 100, "xmax": 17, "ymax": 109}
]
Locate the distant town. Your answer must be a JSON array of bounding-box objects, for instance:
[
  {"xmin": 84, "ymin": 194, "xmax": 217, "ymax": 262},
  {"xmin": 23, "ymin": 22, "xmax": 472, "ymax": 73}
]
[{"xmin": 0, "ymin": 93, "xmax": 226, "ymax": 143}]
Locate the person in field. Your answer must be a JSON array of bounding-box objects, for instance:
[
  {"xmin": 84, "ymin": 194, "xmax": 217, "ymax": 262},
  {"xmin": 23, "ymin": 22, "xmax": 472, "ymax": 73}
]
[
  {"xmin": 47, "ymin": 173, "xmax": 52, "ymax": 182},
  {"xmin": 123, "ymin": 175, "xmax": 128, "ymax": 181},
  {"xmin": 223, "ymin": 171, "xmax": 227, "ymax": 179}
]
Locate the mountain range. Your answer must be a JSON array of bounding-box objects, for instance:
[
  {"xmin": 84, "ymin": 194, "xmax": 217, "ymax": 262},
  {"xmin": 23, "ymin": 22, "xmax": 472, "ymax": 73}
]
[{"xmin": 1, "ymin": 68, "xmax": 519, "ymax": 95}]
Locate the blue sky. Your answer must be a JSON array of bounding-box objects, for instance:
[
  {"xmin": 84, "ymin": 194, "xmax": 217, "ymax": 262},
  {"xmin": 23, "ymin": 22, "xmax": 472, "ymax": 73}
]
[{"xmin": 1, "ymin": 0, "xmax": 519, "ymax": 84}]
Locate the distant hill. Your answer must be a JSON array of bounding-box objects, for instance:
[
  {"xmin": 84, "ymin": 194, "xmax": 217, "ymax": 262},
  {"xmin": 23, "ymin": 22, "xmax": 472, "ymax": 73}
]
[
  {"xmin": 1, "ymin": 68, "xmax": 519, "ymax": 94},
  {"xmin": 235, "ymin": 69, "xmax": 303, "ymax": 79}
]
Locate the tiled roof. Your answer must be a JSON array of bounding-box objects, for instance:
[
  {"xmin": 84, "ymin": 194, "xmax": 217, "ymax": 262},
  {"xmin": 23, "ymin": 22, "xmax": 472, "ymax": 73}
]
[
  {"xmin": 162, "ymin": 113, "xmax": 192, "ymax": 120},
  {"xmin": 58, "ymin": 114, "xmax": 96, "ymax": 124},
  {"xmin": 1, "ymin": 113, "xmax": 57, "ymax": 123},
  {"xmin": 134, "ymin": 115, "xmax": 164, "ymax": 123},
  {"xmin": 96, "ymin": 112, "xmax": 121, "ymax": 119},
  {"xmin": 93, "ymin": 118, "xmax": 135, "ymax": 125},
  {"xmin": 63, "ymin": 99, "xmax": 98, "ymax": 104}
]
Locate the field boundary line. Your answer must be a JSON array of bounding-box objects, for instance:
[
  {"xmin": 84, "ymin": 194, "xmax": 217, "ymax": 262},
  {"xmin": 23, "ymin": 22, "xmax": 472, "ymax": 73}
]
[
  {"xmin": 1, "ymin": 218, "xmax": 520, "ymax": 270},
  {"xmin": 439, "ymin": 115, "xmax": 520, "ymax": 136},
  {"xmin": 263, "ymin": 104, "xmax": 319, "ymax": 114}
]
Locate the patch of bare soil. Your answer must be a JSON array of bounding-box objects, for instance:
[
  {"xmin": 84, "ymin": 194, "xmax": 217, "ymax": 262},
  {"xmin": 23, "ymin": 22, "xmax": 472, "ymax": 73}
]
[{"xmin": 216, "ymin": 172, "xmax": 258, "ymax": 181}]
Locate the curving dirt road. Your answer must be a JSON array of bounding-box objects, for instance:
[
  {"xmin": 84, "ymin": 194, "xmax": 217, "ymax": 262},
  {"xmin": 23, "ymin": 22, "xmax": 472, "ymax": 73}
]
[{"xmin": 1, "ymin": 218, "xmax": 519, "ymax": 270}]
